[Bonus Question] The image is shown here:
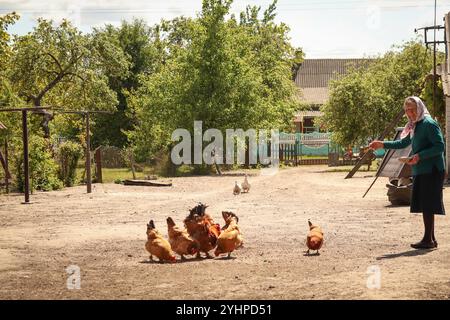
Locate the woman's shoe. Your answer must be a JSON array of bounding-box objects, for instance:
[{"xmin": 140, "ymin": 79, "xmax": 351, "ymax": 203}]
[{"xmin": 411, "ymin": 241, "xmax": 436, "ymax": 249}]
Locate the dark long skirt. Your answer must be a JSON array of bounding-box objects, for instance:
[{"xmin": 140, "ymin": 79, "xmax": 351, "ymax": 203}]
[{"xmin": 411, "ymin": 167, "xmax": 446, "ymax": 215}]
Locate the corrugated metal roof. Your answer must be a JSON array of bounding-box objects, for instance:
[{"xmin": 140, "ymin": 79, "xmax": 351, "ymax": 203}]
[
  {"xmin": 300, "ymin": 87, "xmax": 329, "ymax": 105},
  {"xmin": 295, "ymin": 59, "xmax": 373, "ymax": 88},
  {"xmin": 295, "ymin": 59, "xmax": 374, "ymax": 104}
]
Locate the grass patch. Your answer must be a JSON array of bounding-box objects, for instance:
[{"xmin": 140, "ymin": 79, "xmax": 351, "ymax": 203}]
[
  {"xmin": 299, "ymin": 155, "xmax": 329, "ymax": 159},
  {"xmin": 76, "ymin": 167, "xmax": 155, "ymax": 184},
  {"xmin": 323, "ymin": 163, "xmax": 379, "ymax": 172}
]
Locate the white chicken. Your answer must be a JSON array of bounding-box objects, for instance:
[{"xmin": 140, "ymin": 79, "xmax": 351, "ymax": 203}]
[
  {"xmin": 233, "ymin": 181, "xmax": 242, "ymax": 195},
  {"xmin": 242, "ymin": 174, "xmax": 250, "ymax": 193}
]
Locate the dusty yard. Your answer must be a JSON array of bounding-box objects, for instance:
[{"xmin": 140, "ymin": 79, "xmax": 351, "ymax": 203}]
[{"xmin": 0, "ymin": 165, "xmax": 449, "ymax": 300}]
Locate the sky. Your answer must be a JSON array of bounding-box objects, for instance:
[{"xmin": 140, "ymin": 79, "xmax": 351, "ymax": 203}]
[{"xmin": 1, "ymin": 0, "xmax": 449, "ymax": 58}]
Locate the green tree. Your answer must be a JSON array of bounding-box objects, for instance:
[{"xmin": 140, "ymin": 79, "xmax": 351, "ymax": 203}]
[
  {"xmin": 128, "ymin": 0, "xmax": 301, "ymax": 168},
  {"xmin": 0, "ymin": 12, "xmax": 22, "ymax": 141},
  {"xmin": 8, "ymin": 18, "xmax": 130, "ymax": 137},
  {"xmin": 319, "ymin": 41, "xmax": 437, "ymax": 147},
  {"xmin": 91, "ymin": 19, "xmax": 164, "ymax": 148},
  {"xmin": 421, "ymin": 76, "xmax": 445, "ymax": 128},
  {"xmin": 0, "ymin": 12, "xmax": 19, "ymax": 71}
]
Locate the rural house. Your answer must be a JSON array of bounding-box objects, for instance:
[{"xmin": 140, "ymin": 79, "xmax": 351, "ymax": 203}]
[{"xmin": 294, "ymin": 58, "xmax": 372, "ymax": 133}]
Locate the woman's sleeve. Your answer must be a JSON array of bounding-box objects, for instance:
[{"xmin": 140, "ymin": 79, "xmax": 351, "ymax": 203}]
[
  {"xmin": 383, "ymin": 135, "xmax": 411, "ymax": 149},
  {"xmin": 417, "ymin": 121, "xmax": 445, "ymax": 160}
]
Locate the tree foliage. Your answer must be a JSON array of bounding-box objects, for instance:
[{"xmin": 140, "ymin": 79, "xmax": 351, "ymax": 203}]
[
  {"xmin": 128, "ymin": 0, "xmax": 302, "ymax": 162},
  {"xmin": 2, "ymin": 1, "xmax": 303, "ymax": 181},
  {"xmin": 13, "ymin": 136, "xmax": 63, "ymax": 192},
  {"xmin": 9, "ymin": 19, "xmax": 129, "ymax": 110},
  {"xmin": 318, "ymin": 41, "xmax": 439, "ymax": 147},
  {"xmin": 90, "ymin": 19, "xmax": 164, "ymax": 148}
]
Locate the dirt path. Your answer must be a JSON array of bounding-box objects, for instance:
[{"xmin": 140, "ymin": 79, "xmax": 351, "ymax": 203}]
[{"xmin": 0, "ymin": 166, "xmax": 449, "ymax": 299}]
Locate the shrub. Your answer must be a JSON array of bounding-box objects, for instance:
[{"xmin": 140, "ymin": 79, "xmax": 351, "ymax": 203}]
[
  {"xmin": 57, "ymin": 141, "xmax": 84, "ymax": 187},
  {"xmin": 14, "ymin": 136, "xmax": 63, "ymax": 192}
]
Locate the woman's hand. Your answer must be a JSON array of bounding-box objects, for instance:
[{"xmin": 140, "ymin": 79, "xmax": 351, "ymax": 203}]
[
  {"xmin": 406, "ymin": 154, "xmax": 420, "ymax": 165},
  {"xmin": 369, "ymin": 141, "xmax": 384, "ymax": 150}
]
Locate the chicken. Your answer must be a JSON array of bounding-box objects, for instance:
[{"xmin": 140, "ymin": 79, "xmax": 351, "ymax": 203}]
[
  {"xmin": 166, "ymin": 216, "xmax": 199, "ymax": 260},
  {"xmin": 184, "ymin": 203, "xmax": 221, "ymax": 258},
  {"xmin": 242, "ymin": 174, "xmax": 250, "ymax": 193},
  {"xmin": 233, "ymin": 181, "xmax": 242, "ymax": 195},
  {"xmin": 214, "ymin": 211, "xmax": 243, "ymax": 258},
  {"xmin": 145, "ymin": 220, "xmax": 176, "ymax": 263},
  {"xmin": 306, "ymin": 220, "xmax": 324, "ymax": 255}
]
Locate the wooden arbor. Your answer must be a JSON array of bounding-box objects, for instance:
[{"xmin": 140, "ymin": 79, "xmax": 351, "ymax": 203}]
[
  {"xmin": 0, "ymin": 106, "xmax": 109, "ymax": 203},
  {"xmin": 0, "ymin": 121, "xmax": 11, "ymax": 193}
]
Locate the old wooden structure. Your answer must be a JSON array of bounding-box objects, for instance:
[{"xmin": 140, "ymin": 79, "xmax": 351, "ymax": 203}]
[
  {"xmin": 0, "ymin": 106, "xmax": 110, "ymax": 203},
  {"xmin": 0, "ymin": 121, "xmax": 11, "ymax": 193}
]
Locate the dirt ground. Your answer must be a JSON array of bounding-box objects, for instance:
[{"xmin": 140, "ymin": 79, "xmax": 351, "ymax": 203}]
[{"xmin": 0, "ymin": 165, "xmax": 449, "ymax": 300}]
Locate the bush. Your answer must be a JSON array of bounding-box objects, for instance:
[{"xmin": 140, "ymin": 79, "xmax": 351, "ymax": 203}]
[
  {"xmin": 14, "ymin": 136, "xmax": 63, "ymax": 192},
  {"xmin": 57, "ymin": 141, "xmax": 84, "ymax": 187}
]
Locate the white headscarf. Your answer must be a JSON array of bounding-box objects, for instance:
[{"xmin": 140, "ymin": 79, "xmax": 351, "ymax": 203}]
[{"xmin": 400, "ymin": 96, "xmax": 431, "ymax": 139}]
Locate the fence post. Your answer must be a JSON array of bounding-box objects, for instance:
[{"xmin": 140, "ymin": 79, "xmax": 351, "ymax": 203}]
[
  {"xmin": 279, "ymin": 144, "xmax": 283, "ymax": 163},
  {"xmin": 95, "ymin": 147, "xmax": 103, "ymax": 183},
  {"xmin": 245, "ymin": 138, "xmax": 250, "ymax": 169},
  {"xmin": 5, "ymin": 139, "xmax": 9, "ymax": 193},
  {"xmin": 22, "ymin": 110, "xmax": 30, "ymax": 203}
]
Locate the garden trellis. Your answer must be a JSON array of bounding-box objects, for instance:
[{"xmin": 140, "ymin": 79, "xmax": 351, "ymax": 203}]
[{"xmin": 0, "ymin": 106, "xmax": 110, "ymax": 203}]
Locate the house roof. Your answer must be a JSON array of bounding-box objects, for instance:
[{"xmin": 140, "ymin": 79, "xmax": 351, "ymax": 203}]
[
  {"xmin": 295, "ymin": 59, "xmax": 373, "ymax": 104},
  {"xmin": 299, "ymin": 88, "xmax": 329, "ymax": 105}
]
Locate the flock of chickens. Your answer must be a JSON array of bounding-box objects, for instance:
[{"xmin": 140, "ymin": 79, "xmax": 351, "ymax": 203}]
[
  {"xmin": 144, "ymin": 174, "xmax": 325, "ymax": 263},
  {"xmin": 145, "ymin": 203, "xmax": 244, "ymax": 263}
]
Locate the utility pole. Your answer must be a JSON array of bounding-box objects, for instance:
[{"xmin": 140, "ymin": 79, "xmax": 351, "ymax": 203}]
[
  {"xmin": 415, "ymin": 11, "xmax": 446, "ymax": 114},
  {"xmin": 434, "ymin": 0, "xmax": 437, "ymax": 114}
]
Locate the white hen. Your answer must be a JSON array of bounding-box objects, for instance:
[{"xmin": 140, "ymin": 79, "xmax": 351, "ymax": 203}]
[
  {"xmin": 242, "ymin": 174, "xmax": 250, "ymax": 193},
  {"xmin": 233, "ymin": 181, "xmax": 242, "ymax": 195}
]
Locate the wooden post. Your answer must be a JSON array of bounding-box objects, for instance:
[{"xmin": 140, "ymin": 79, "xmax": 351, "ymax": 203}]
[
  {"xmin": 95, "ymin": 147, "xmax": 103, "ymax": 183},
  {"xmin": 85, "ymin": 112, "xmax": 92, "ymax": 193},
  {"xmin": 22, "ymin": 110, "xmax": 30, "ymax": 203},
  {"xmin": 130, "ymin": 152, "xmax": 136, "ymax": 180},
  {"xmin": 279, "ymin": 144, "xmax": 283, "ymax": 162},
  {"xmin": 5, "ymin": 139, "xmax": 9, "ymax": 193},
  {"xmin": 245, "ymin": 139, "xmax": 250, "ymax": 169},
  {"xmin": 289, "ymin": 143, "xmax": 295, "ymax": 162},
  {"xmin": 445, "ymin": 13, "xmax": 450, "ymax": 181}
]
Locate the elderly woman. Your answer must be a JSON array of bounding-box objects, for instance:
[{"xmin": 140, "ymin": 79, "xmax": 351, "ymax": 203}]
[{"xmin": 370, "ymin": 96, "xmax": 445, "ymax": 249}]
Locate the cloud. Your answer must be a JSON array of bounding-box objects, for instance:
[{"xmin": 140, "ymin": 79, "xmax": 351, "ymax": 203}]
[{"xmin": 1, "ymin": 0, "xmax": 203, "ymax": 30}]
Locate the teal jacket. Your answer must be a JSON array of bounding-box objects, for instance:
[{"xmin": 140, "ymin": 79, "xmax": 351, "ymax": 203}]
[{"xmin": 383, "ymin": 116, "xmax": 445, "ymax": 176}]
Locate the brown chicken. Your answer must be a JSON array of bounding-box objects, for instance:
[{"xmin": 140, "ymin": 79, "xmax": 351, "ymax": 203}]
[
  {"xmin": 214, "ymin": 211, "xmax": 243, "ymax": 258},
  {"xmin": 145, "ymin": 220, "xmax": 176, "ymax": 263},
  {"xmin": 184, "ymin": 203, "xmax": 221, "ymax": 258},
  {"xmin": 306, "ymin": 220, "xmax": 324, "ymax": 255},
  {"xmin": 166, "ymin": 217, "xmax": 199, "ymax": 260}
]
